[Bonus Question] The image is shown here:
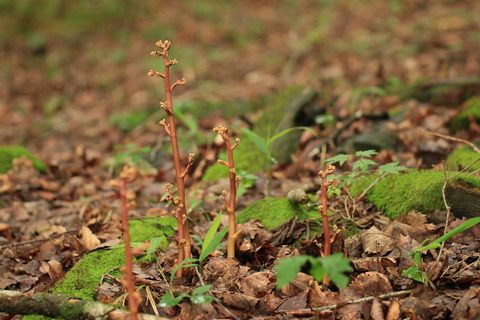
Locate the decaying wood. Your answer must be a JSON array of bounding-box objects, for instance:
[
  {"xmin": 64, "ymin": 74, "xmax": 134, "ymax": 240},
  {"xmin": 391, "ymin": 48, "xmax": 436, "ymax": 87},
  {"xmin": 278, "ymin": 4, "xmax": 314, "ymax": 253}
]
[{"xmin": 0, "ymin": 290, "xmax": 171, "ymax": 320}]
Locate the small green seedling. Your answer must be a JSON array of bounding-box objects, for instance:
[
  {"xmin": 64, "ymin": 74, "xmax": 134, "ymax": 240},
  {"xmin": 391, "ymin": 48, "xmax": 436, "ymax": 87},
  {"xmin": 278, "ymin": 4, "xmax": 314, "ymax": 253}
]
[
  {"xmin": 241, "ymin": 126, "xmax": 316, "ymax": 173},
  {"xmin": 403, "ymin": 217, "xmax": 480, "ymax": 284},
  {"xmin": 275, "ymin": 253, "xmax": 352, "ymax": 289},
  {"xmin": 145, "ymin": 236, "xmax": 167, "ymax": 261},
  {"xmin": 158, "ymin": 284, "xmax": 212, "ymax": 307},
  {"xmin": 169, "ymin": 213, "xmax": 229, "ymax": 282},
  {"xmin": 326, "ymin": 150, "xmax": 407, "ymax": 189}
]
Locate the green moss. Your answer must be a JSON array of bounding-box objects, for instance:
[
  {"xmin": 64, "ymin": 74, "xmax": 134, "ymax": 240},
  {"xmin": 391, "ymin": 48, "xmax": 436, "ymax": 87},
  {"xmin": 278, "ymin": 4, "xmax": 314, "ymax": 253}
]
[
  {"xmin": 129, "ymin": 217, "xmax": 176, "ymax": 242},
  {"xmin": 0, "ymin": 146, "xmax": 46, "ymax": 173},
  {"xmin": 52, "ymin": 248, "xmax": 125, "ymax": 300},
  {"xmin": 51, "ymin": 217, "xmax": 176, "ymax": 301},
  {"xmin": 349, "ymin": 170, "xmax": 480, "ymax": 218},
  {"xmin": 446, "ymin": 142, "xmax": 480, "ymax": 172},
  {"xmin": 449, "ymin": 96, "xmax": 480, "ymax": 132},
  {"xmin": 237, "ymin": 197, "xmax": 319, "ymax": 229}
]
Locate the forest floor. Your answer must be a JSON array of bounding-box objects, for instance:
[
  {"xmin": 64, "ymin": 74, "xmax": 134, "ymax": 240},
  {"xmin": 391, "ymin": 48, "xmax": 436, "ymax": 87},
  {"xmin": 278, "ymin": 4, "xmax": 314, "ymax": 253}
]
[{"xmin": 1, "ymin": 1, "xmax": 480, "ymax": 319}]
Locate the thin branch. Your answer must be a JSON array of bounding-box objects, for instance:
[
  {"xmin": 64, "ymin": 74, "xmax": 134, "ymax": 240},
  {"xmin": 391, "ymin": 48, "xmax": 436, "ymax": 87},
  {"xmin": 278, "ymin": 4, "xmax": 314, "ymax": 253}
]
[
  {"xmin": 277, "ymin": 289, "xmax": 413, "ymax": 315},
  {"xmin": 423, "ymin": 130, "xmax": 480, "ymax": 154}
]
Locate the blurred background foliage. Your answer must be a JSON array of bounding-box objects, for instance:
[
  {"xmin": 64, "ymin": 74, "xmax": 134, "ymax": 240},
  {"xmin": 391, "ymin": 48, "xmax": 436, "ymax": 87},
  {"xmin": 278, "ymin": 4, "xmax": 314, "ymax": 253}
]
[{"xmin": 0, "ymin": 0, "xmax": 478, "ymax": 156}]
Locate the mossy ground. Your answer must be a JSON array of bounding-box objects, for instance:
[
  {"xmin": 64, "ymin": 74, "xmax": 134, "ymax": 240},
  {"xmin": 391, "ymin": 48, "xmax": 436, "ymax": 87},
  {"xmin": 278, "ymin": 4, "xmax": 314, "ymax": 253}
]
[
  {"xmin": 449, "ymin": 95, "xmax": 480, "ymax": 132},
  {"xmin": 446, "ymin": 142, "xmax": 480, "ymax": 172},
  {"xmin": 202, "ymin": 85, "xmax": 306, "ymax": 182},
  {"xmin": 237, "ymin": 197, "xmax": 319, "ymax": 229},
  {"xmin": 349, "ymin": 170, "xmax": 480, "ymax": 218},
  {"xmin": 0, "ymin": 146, "xmax": 46, "ymax": 173}
]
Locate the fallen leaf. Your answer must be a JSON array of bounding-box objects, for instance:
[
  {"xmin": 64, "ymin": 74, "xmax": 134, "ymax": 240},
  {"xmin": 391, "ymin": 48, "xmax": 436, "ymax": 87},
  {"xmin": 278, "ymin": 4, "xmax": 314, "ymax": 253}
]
[
  {"xmin": 360, "ymin": 226, "xmax": 396, "ymax": 256},
  {"xmin": 81, "ymin": 226, "xmax": 100, "ymax": 250}
]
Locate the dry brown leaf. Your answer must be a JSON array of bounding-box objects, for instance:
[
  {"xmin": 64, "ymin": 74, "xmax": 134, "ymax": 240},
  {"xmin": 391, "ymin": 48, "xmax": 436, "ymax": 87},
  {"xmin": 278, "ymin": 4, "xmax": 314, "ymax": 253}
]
[
  {"xmin": 386, "ymin": 299, "xmax": 401, "ymax": 320},
  {"xmin": 360, "ymin": 226, "xmax": 395, "ymax": 255},
  {"xmin": 371, "ymin": 297, "xmax": 385, "ymax": 320},
  {"xmin": 239, "ymin": 270, "xmax": 276, "ymax": 298},
  {"xmin": 81, "ymin": 226, "xmax": 100, "ymax": 250}
]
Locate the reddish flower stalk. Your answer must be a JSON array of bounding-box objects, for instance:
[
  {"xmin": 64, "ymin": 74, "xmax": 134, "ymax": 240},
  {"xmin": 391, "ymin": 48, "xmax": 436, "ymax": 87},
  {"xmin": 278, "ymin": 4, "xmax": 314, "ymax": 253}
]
[
  {"xmin": 149, "ymin": 40, "xmax": 192, "ymax": 277},
  {"xmin": 214, "ymin": 126, "xmax": 240, "ymax": 258},
  {"xmin": 111, "ymin": 166, "xmax": 140, "ymax": 320},
  {"xmin": 318, "ymin": 165, "xmax": 336, "ymax": 257}
]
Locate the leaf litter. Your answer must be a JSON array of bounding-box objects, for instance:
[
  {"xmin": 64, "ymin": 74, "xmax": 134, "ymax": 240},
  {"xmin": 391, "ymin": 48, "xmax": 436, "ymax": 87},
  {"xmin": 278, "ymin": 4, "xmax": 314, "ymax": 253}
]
[{"xmin": 1, "ymin": 1, "xmax": 480, "ymax": 319}]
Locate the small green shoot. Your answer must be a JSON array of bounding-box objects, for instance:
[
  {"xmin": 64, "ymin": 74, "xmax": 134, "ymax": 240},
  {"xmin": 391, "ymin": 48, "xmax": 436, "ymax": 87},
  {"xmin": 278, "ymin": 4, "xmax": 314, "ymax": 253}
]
[
  {"xmin": 403, "ymin": 217, "xmax": 480, "ymax": 284},
  {"xmin": 145, "ymin": 236, "xmax": 167, "ymax": 261},
  {"xmin": 241, "ymin": 126, "xmax": 317, "ymax": 171},
  {"xmin": 169, "ymin": 214, "xmax": 229, "ymax": 282},
  {"xmin": 275, "ymin": 253, "xmax": 352, "ymax": 289},
  {"xmin": 158, "ymin": 284, "xmax": 213, "ymax": 307},
  {"xmin": 326, "ymin": 150, "xmax": 407, "ymax": 189}
]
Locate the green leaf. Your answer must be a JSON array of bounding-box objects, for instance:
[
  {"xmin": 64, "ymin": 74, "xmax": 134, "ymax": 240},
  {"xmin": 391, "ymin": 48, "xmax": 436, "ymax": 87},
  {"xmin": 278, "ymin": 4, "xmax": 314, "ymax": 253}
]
[
  {"xmin": 240, "ymin": 128, "xmax": 268, "ymax": 155},
  {"xmin": 414, "ymin": 217, "xmax": 480, "ymax": 253},
  {"xmin": 275, "ymin": 255, "xmax": 311, "ymax": 289},
  {"xmin": 378, "ymin": 162, "xmax": 408, "ymax": 175},
  {"xmin": 267, "ymin": 126, "xmax": 317, "ymax": 145},
  {"xmin": 190, "ymin": 294, "xmax": 212, "ymax": 304},
  {"xmin": 170, "ymin": 258, "xmax": 199, "ymax": 282},
  {"xmin": 202, "ymin": 213, "xmax": 223, "ymax": 255},
  {"xmin": 317, "ymin": 253, "xmax": 352, "ymax": 288},
  {"xmin": 192, "ymin": 285, "xmax": 213, "ymax": 295},
  {"xmin": 146, "ymin": 236, "xmax": 167, "ymax": 259},
  {"xmin": 199, "ymin": 225, "xmax": 229, "ymax": 262},
  {"xmin": 352, "ymin": 158, "xmax": 377, "ymax": 172},
  {"xmin": 325, "ymin": 154, "xmax": 350, "ymax": 166},
  {"xmin": 158, "ymin": 292, "xmax": 189, "ymax": 307},
  {"xmin": 403, "ymin": 266, "xmax": 426, "ymax": 284},
  {"xmin": 355, "ymin": 150, "xmax": 378, "ymax": 157}
]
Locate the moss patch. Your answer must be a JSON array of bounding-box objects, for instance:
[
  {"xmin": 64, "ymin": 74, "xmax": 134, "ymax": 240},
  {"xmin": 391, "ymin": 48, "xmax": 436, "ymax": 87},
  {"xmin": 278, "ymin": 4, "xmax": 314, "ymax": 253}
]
[
  {"xmin": 0, "ymin": 146, "xmax": 46, "ymax": 173},
  {"xmin": 51, "ymin": 248, "xmax": 125, "ymax": 300},
  {"xmin": 449, "ymin": 96, "xmax": 480, "ymax": 132},
  {"xmin": 51, "ymin": 217, "xmax": 176, "ymax": 302},
  {"xmin": 129, "ymin": 217, "xmax": 176, "ymax": 242},
  {"xmin": 237, "ymin": 197, "xmax": 319, "ymax": 229},
  {"xmin": 446, "ymin": 142, "xmax": 480, "ymax": 172},
  {"xmin": 349, "ymin": 170, "xmax": 480, "ymax": 218}
]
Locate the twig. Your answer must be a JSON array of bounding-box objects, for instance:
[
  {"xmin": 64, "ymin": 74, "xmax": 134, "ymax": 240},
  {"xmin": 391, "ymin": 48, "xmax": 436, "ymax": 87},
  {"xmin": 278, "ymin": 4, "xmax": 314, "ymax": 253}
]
[
  {"xmin": 423, "ymin": 130, "xmax": 480, "ymax": 154},
  {"xmin": 194, "ymin": 267, "xmax": 240, "ymax": 320},
  {"xmin": 0, "ymin": 229, "xmax": 79, "ymax": 249},
  {"xmin": 277, "ymin": 289, "xmax": 412, "ymax": 315}
]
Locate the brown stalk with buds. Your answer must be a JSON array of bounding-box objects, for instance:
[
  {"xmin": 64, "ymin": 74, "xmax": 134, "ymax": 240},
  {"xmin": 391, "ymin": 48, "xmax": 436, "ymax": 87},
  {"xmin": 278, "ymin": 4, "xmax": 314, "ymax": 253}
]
[
  {"xmin": 149, "ymin": 40, "xmax": 192, "ymax": 277},
  {"xmin": 110, "ymin": 166, "xmax": 141, "ymax": 320},
  {"xmin": 318, "ymin": 165, "xmax": 336, "ymax": 257},
  {"xmin": 213, "ymin": 126, "xmax": 240, "ymax": 258}
]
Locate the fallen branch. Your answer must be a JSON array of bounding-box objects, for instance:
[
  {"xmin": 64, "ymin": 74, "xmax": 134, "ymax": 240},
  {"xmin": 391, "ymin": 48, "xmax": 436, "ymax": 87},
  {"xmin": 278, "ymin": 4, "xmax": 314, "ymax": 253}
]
[
  {"xmin": 0, "ymin": 290, "xmax": 171, "ymax": 320},
  {"xmin": 277, "ymin": 289, "xmax": 412, "ymax": 315}
]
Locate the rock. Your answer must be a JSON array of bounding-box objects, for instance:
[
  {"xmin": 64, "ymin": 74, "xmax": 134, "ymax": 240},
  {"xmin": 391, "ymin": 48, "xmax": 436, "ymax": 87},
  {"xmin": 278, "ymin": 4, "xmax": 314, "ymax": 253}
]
[{"xmin": 340, "ymin": 122, "xmax": 399, "ymax": 153}]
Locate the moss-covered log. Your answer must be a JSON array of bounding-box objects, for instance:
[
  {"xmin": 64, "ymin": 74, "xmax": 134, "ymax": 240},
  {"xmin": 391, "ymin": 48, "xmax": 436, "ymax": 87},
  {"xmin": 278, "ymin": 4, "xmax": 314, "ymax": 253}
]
[{"xmin": 0, "ymin": 290, "xmax": 170, "ymax": 320}]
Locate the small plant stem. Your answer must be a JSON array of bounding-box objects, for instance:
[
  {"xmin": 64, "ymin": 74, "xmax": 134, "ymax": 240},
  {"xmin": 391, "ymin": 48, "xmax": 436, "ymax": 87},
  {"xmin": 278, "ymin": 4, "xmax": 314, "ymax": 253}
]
[
  {"xmin": 149, "ymin": 40, "xmax": 192, "ymax": 277},
  {"xmin": 118, "ymin": 174, "xmax": 139, "ymax": 320},
  {"xmin": 214, "ymin": 126, "xmax": 240, "ymax": 258},
  {"xmin": 319, "ymin": 172, "xmax": 332, "ymax": 258},
  {"xmin": 318, "ymin": 165, "xmax": 336, "ymax": 286},
  {"xmin": 162, "ymin": 51, "xmax": 192, "ymax": 266}
]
